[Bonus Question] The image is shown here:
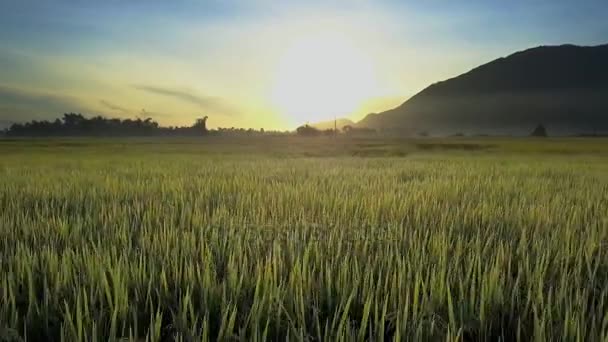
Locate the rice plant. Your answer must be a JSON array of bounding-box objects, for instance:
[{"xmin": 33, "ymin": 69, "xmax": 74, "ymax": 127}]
[{"xmin": 0, "ymin": 138, "xmax": 607, "ymax": 341}]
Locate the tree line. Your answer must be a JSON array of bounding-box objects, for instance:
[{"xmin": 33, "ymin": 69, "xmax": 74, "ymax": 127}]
[
  {"xmin": 1, "ymin": 113, "xmax": 381, "ymax": 138},
  {"xmin": 295, "ymin": 124, "xmax": 376, "ymax": 136},
  {"xmin": 2, "ymin": 113, "xmax": 213, "ymax": 137}
]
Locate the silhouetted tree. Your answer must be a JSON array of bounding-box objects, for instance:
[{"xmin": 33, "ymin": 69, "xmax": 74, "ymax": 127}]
[
  {"xmin": 5, "ymin": 113, "xmax": 211, "ymax": 137},
  {"xmin": 193, "ymin": 116, "xmax": 209, "ymax": 132},
  {"xmin": 296, "ymin": 124, "xmax": 321, "ymax": 136},
  {"xmin": 531, "ymin": 124, "xmax": 548, "ymax": 137},
  {"xmin": 63, "ymin": 113, "xmax": 85, "ymax": 127}
]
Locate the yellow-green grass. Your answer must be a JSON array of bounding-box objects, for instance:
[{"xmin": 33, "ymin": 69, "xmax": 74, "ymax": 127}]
[{"xmin": 1, "ymin": 137, "xmax": 607, "ymax": 341}]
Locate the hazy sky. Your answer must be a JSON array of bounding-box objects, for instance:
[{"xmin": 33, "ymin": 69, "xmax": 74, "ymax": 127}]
[{"xmin": 1, "ymin": 0, "xmax": 607, "ymax": 129}]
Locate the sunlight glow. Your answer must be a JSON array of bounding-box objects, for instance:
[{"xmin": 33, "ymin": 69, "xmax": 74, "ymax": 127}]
[{"xmin": 271, "ymin": 32, "xmax": 379, "ymax": 126}]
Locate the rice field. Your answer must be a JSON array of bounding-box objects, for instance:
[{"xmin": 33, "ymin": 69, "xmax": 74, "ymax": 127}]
[{"xmin": 1, "ymin": 137, "xmax": 607, "ymax": 341}]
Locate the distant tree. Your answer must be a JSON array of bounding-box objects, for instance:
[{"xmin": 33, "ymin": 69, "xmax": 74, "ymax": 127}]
[
  {"xmin": 531, "ymin": 124, "xmax": 548, "ymax": 137},
  {"xmin": 193, "ymin": 116, "xmax": 209, "ymax": 132},
  {"xmin": 296, "ymin": 124, "xmax": 321, "ymax": 136},
  {"xmin": 63, "ymin": 113, "xmax": 85, "ymax": 126}
]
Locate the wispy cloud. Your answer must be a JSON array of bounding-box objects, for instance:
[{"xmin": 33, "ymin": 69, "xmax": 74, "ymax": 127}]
[
  {"xmin": 0, "ymin": 84, "xmax": 88, "ymax": 122},
  {"xmin": 99, "ymin": 100, "xmax": 173, "ymax": 121},
  {"xmin": 0, "ymin": 85, "xmax": 77, "ymax": 109},
  {"xmin": 99, "ymin": 99, "xmax": 130, "ymax": 114},
  {"xmin": 133, "ymin": 84, "xmax": 239, "ymax": 116},
  {"xmin": 138, "ymin": 109, "xmax": 172, "ymax": 119}
]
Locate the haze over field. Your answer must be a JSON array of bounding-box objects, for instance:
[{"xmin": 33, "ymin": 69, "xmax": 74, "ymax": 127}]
[{"xmin": 1, "ymin": 0, "xmax": 608, "ymax": 130}]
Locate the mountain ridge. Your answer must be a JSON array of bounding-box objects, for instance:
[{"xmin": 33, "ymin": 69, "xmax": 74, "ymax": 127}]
[{"xmin": 356, "ymin": 43, "xmax": 608, "ymax": 135}]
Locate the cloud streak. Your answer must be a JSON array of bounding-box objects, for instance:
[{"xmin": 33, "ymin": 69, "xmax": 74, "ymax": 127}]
[
  {"xmin": 133, "ymin": 85, "xmax": 239, "ymax": 116},
  {"xmin": 0, "ymin": 85, "xmax": 77, "ymax": 109},
  {"xmin": 0, "ymin": 84, "xmax": 89, "ymax": 122},
  {"xmin": 99, "ymin": 99, "xmax": 130, "ymax": 114}
]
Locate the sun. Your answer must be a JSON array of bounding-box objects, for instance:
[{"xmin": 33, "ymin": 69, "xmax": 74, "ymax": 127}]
[{"xmin": 271, "ymin": 32, "xmax": 378, "ymax": 126}]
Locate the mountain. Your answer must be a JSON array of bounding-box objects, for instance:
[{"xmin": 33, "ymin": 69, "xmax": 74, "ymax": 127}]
[
  {"xmin": 309, "ymin": 118, "xmax": 355, "ymax": 130},
  {"xmin": 357, "ymin": 44, "xmax": 608, "ymax": 135}
]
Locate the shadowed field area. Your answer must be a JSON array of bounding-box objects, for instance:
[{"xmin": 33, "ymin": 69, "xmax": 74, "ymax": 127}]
[
  {"xmin": 0, "ymin": 137, "xmax": 607, "ymax": 341},
  {"xmin": 1, "ymin": 136, "xmax": 607, "ymax": 156}
]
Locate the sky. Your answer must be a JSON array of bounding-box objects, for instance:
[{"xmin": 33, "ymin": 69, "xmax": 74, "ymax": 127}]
[{"xmin": 1, "ymin": 0, "xmax": 607, "ymax": 130}]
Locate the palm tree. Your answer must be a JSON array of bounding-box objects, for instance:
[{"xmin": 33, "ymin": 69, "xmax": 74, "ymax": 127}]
[{"xmin": 195, "ymin": 116, "xmax": 209, "ymax": 132}]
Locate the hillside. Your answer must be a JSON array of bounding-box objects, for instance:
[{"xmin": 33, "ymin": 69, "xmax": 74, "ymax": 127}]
[{"xmin": 357, "ymin": 44, "xmax": 608, "ymax": 135}]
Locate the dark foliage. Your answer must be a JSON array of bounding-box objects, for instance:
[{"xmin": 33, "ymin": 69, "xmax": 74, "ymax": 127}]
[
  {"xmin": 531, "ymin": 124, "xmax": 548, "ymax": 137},
  {"xmin": 296, "ymin": 124, "xmax": 321, "ymax": 136}
]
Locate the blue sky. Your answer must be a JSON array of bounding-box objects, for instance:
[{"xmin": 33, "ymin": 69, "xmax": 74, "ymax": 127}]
[{"xmin": 1, "ymin": 0, "xmax": 607, "ymax": 129}]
